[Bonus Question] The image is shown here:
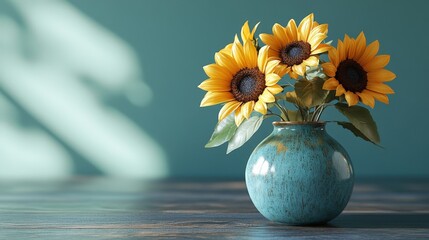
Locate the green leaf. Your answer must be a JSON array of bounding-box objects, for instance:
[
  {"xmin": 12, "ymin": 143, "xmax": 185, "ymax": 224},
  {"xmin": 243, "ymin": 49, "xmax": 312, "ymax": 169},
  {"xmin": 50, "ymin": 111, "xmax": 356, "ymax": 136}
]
[
  {"xmin": 205, "ymin": 113, "xmax": 237, "ymax": 148},
  {"xmin": 336, "ymin": 121, "xmax": 371, "ymax": 142},
  {"xmin": 306, "ymin": 65, "xmax": 326, "ymax": 80},
  {"xmin": 227, "ymin": 114, "xmax": 264, "ymax": 154},
  {"xmin": 325, "ymin": 40, "xmax": 333, "ymax": 45},
  {"xmin": 295, "ymin": 78, "xmax": 329, "ymax": 108},
  {"xmin": 335, "ymin": 103, "xmax": 380, "ymax": 144},
  {"xmin": 285, "ymin": 91, "xmax": 306, "ymax": 108},
  {"xmin": 324, "ymin": 89, "xmax": 337, "ymax": 104},
  {"xmin": 287, "ymin": 110, "xmax": 303, "ymax": 121}
]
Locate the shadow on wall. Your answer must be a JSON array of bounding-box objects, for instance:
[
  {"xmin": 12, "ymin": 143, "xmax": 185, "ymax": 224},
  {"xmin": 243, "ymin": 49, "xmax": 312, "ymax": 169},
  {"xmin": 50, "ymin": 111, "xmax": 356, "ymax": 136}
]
[{"xmin": 0, "ymin": 0, "xmax": 168, "ymax": 179}]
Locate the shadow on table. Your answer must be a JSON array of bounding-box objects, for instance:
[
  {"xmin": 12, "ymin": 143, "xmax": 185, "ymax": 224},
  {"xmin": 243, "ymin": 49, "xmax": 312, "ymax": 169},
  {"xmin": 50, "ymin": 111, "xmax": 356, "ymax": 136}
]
[{"xmin": 329, "ymin": 213, "xmax": 429, "ymax": 228}]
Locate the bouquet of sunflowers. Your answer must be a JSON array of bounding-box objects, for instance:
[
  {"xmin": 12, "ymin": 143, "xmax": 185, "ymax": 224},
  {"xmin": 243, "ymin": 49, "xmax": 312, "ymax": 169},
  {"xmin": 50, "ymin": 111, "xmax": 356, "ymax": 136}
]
[{"xmin": 199, "ymin": 13, "xmax": 395, "ymax": 153}]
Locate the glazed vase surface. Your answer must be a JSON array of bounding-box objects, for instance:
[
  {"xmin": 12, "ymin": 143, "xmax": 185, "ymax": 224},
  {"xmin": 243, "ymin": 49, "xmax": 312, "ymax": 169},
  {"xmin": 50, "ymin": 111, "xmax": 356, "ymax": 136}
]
[{"xmin": 245, "ymin": 122, "xmax": 354, "ymax": 225}]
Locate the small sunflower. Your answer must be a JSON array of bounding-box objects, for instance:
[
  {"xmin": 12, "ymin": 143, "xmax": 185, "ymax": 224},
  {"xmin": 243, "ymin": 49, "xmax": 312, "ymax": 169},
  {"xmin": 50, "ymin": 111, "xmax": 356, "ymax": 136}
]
[
  {"xmin": 322, "ymin": 32, "xmax": 396, "ymax": 108},
  {"xmin": 199, "ymin": 42, "xmax": 282, "ymax": 126},
  {"xmin": 260, "ymin": 13, "xmax": 331, "ymax": 79}
]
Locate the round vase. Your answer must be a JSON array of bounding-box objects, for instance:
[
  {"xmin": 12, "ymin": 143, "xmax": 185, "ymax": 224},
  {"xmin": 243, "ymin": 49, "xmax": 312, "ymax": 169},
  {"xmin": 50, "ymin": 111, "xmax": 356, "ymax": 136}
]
[{"xmin": 245, "ymin": 121, "xmax": 354, "ymax": 225}]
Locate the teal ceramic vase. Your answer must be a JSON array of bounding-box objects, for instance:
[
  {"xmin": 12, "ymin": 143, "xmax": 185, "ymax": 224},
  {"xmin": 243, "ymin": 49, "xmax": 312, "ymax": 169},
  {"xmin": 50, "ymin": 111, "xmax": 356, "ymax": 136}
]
[{"xmin": 245, "ymin": 122, "xmax": 354, "ymax": 225}]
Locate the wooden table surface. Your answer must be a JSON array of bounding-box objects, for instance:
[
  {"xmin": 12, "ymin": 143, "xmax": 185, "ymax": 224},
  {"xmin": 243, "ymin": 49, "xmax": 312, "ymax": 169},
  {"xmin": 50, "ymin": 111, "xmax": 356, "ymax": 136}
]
[{"xmin": 0, "ymin": 178, "xmax": 427, "ymax": 239}]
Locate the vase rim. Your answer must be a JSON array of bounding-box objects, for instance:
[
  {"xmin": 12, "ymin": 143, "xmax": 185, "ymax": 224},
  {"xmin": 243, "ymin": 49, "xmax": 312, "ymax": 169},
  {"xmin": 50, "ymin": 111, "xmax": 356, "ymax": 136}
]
[{"xmin": 273, "ymin": 121, "xmax": 326, "ymax": 127}]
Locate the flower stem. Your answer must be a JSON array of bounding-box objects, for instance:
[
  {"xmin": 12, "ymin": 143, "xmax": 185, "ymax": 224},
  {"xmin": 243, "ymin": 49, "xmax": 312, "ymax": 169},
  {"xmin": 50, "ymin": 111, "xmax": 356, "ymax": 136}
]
[
  {"xmin": 266, "ymin": 112, "xmax": 285, "ymax": 121},
  {"xmin": 280, "ymin": 83, "xmax": 294, "ymax": 89},
  {"xmin": 315, "ymin": 105, "xmax": 324, "ymax": 122},
  {"xmin": 314, "ymin": 104, "xmax": 334, "ymax": 121},
  {"xmin": 311, "ymin": 105, "xmax": 323, "ymax": 121},
  {"xmin": 298, "ymin": 106, "xmax": 305, "ymax": 121},
  {"xmin": 274, "ymin": 102, "xmax": 290, "ymax": 121}
]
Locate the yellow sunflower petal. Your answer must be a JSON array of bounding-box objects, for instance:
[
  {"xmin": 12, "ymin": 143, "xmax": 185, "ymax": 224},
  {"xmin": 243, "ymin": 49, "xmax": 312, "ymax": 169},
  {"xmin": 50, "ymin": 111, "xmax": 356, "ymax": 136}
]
[
  {"xmin": 308, "ymin": 24, "xmax": 328, "ymax": 44},
  {"xmin": 311, "ymin": 43, "xmax": 331, "ymax": 55},
  {"xmin": 259, "ymin": 88, "xmax": 275, "ymax": 103},
  {"xmin": 219, "ymin": 43, "xmax": 233, "ymax": 56},
  {"xmin": 366, "ymin": 82, "xmax": 395, "ymax": 94},
  {"xmin": 358, "ymin": 40, "xmax": 379, "ymax": 65},
  {"xmin": 337, "ymin": 39, "xmax": 346, "ymax": 61},
  {"xmin": 298, "ymin": 13, "xmax": 314, "ymax": 41},
  {"xmin": 200, "ymin": 92, "xmax": 234, "ymax": 107},
  {"xmin": 254, "ymin": 100, "xmax": 268, "ymax": 115},
  {"xmin": 234, "ymin": 34, "xmax": 240, "ymax": 44},
  {"xmin": 328, "ymin": 47, "xmax": 339, "ymax": 66},
  {"xmin": 367, "ymin": 69, "xmax": 396, "ymax": 82},
  {"xmin": 268, "ymin": 48, "xmax": 280, "ymax": 60},
  {"xmin": 258, "ymin": 46, "xmax": 269, "ymax": 73},
  {"xmin": 344, "ymin": 34, "xmax": 351, "ymax": 54},
  {"xmin": 347, "ymin": 37, "xmax": 356, "ymax": 59},
  {"xmin": 323, "ymin": 77, "xmax": 339, "ymax": 90},
  {"xmin": 322, "ymin": 62, "xmax": 337, "ymax": 77},
  {"xmin": 244, "ymin": 40, "xmax": 257, "ymax": 68},
  {"xmin": 232, "ymin": 42, "xmax": 246, "ymax": 69},
  {"xmin": 366, "ymin": 90, "xmax": 389, "ymax": 104},
  {"xmin": 218, "ymin": 101, "xmax": 241, "ymax": 121},
  {"xmin": 267, "ymin": 84, "xmax": 283, "ymax": 95},
  {"xmin": 292, "ymin": 64, "xmax": 306, "ymax": 76},
  {"xmin": 240, "ymin": 21, "xmax": 251, "ymax": 43},
  {"xmin": 302, "ymin": 56, "xmax": 319, "ymax": 67},
  {"xmin": 265, "ymin": 59, "xmax": 281, "ymax": 74},
  {"xmin": 336, "ymin": 84, "xmax": 346, "ymax": 96},
  {"xmin": 289, "ymin": 71, "xmax": 299, "ymax": 79},
  {"xmin": 241, "ymin": 101, "xmax": 255, "ymax": 119},
  {"xmin": 259, "ymin": 33, "xmax": 282, "ymax": 52},
  {"xmin": 308, "ymin": 33, "xmax": 327, "ymax": 51},
  {"xmin": 354, "ymin": 32, "xmax": 367, "ymax": 60},
  {"xmin": 214, "ymin": 52, "xmax": 239, "ymax": 75},
  {"xmin": 234, "ymin": 106, "xmax": 245, "ymax": 126},
  {"xmin": 364, "ymin": 55, "xmax": 391, "ymax": 72},
  {"xmin": 356, "ymin": 91, "xmax": 375, "ymax": 108},
  {"xmin": 251, "ymin": 22, "xmax": 260, "ymax": 38},
  {"xmin": 344, "ymin": 91, "xmax": 359, "ymax": 106},
  {"xmin": 203, "ymin": 64, "xmax": 232, "ymax": 80},
  {"xmin": 265, "ymin": 73, "xmax": 281, "ymax": 86},
  {"xmin": 273, "ymin": 23, "xmax": 288, "ymax": 45},
  {"xmin": 198, "ymin": 79, "xmax": 230, "ymax": 92},
  {"xmin": 274, "ymin": 64, "xmax": 290, "ymax": 77},
  {"xmin": 285, "ymin": 19, "xmax": 298, "ymax": 41}
]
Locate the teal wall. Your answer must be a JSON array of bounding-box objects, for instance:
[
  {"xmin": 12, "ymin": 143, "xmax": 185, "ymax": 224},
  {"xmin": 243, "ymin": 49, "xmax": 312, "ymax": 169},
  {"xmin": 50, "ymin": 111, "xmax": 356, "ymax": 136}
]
[{"xmin": 0, "ymin": 0, "xmax": 427, "ymax": 179}]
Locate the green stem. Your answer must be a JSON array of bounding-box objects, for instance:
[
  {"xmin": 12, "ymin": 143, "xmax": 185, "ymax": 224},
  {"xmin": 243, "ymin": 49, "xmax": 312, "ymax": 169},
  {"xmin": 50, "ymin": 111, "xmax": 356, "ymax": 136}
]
[
  {"xmin": 315, "ymin": 105, "xmax": 325, "ymax": 122},
  {"xmin": 311, "ymin": 105, "xmax": 324, "ymax": 121},
  {"xmin": 298, "ymin": 106, "xmax": 305, "ymax": 121},
  {"xmin": 266, "ymin": 109, "xmax": 285, "ymax": 121},
  {"xmin": 274, "ymin": 102, "xmax": 290, "ymax": 121},
  {"xmin": 315, "ymin": 104, "xmax": 335, "ymax": 121},
  {"xmin": 280, "ymin": 83, "xmax": 294, "ymax": 89}
]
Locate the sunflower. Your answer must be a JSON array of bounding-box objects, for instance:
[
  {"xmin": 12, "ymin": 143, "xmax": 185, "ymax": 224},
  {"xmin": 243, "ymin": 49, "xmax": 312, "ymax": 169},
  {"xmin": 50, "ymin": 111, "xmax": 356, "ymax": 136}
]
[
  {"xmin": 260, "ymin": 13, "xmax": 331, "ymax": 79},
  {"xmin": 199, "ymin": 42, "xmax": 282, "ymax": 126},
  {"xmin": 322, "ymin": 32, "xmax": 396, "ymax": 108}
]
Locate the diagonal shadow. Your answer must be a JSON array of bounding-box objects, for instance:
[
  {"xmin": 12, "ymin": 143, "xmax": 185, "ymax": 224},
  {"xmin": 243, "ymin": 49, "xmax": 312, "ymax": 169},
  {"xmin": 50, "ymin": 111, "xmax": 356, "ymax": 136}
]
[
  {"xmin": 329, "ymin": 213, "xmax": 429, "ymax": 228},
  {"xmin": 0, "ymin": 88, "xmax": 102, "ymax": 175}
]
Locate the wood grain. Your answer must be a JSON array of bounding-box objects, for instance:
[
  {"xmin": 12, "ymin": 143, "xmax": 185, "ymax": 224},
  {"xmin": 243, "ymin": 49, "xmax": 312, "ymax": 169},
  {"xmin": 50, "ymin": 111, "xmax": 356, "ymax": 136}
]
[{"xmin": 0, "ymin": 178, "xmax": 427, "ymax": 239}]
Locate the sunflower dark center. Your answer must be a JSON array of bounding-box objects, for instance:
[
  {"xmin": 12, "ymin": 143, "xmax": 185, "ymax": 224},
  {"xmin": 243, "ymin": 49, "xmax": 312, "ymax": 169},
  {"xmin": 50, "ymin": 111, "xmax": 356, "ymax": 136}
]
[
  {"xmin": 239, "ymin": 76, "xmax": 256, "ymax": 94},
  {"xmin": 280, "ymin": 41, "xmax": 311, "ymax": 66},
  {"xmin": 231, "ymin": 67, "xmax": 265, "ymax": 103},
  {"xmin": 335, "ymin": 59, "xmax": 368, "ymax": 93}
]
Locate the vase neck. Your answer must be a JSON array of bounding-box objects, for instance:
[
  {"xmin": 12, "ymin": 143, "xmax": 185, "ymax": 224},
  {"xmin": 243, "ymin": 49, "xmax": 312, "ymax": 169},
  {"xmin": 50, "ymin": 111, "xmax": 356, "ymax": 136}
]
[{"xmin": 272, "ymin": 122, "xmax": 326, "ymax": 133}]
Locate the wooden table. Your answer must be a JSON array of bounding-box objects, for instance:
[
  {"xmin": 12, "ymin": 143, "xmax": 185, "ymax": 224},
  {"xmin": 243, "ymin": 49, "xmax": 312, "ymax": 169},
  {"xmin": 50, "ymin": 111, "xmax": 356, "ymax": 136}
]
[{"xmin": 0, "ymin": 178, "xmax": 427, "ymax": 239}]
